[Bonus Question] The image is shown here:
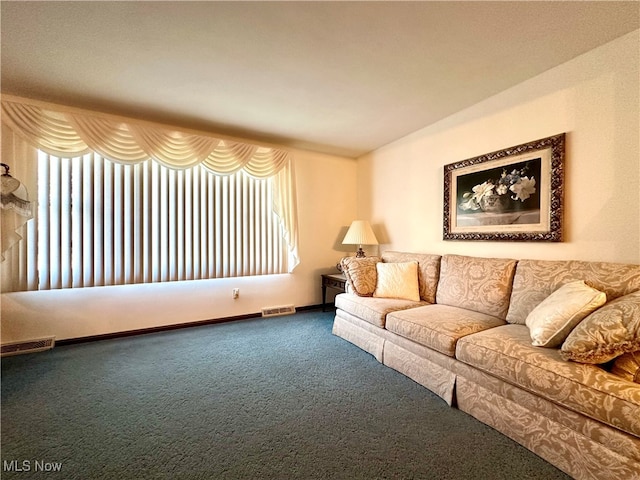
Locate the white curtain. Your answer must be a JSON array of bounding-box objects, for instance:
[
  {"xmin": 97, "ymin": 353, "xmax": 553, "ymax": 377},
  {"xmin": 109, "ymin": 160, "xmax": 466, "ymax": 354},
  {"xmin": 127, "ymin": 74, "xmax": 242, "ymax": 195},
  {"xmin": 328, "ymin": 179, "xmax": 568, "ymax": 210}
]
[{"xmin": 1, "ymin": 95, "xmax": 299, "ymax": 271}]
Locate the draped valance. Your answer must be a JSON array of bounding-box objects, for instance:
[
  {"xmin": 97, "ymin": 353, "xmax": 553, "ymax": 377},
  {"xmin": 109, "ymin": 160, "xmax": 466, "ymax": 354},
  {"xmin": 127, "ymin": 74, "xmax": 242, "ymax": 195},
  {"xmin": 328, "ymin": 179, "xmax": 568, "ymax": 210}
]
[
  {"xmin": 0, "ymin": 95, "xmax": 299, "ymax": 270},
  {"xmin": 1, "ymin": 96, "xmax": 291, "ymax": 177}
]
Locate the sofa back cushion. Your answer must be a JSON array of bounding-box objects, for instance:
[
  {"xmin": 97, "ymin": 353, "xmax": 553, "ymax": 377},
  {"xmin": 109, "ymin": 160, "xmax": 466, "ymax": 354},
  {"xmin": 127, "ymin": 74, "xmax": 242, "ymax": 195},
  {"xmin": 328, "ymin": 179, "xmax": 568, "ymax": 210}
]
[
  {"xmin": 381, "ymin": 251, "xmax": 441, "ymax": 304},
  {"xmin": 436, "ymin": 255, "xmax": 517, "ymax": 319},
  {"xmin": 506, "ymin": 259, "xmax": 640, "ymax": 324}
]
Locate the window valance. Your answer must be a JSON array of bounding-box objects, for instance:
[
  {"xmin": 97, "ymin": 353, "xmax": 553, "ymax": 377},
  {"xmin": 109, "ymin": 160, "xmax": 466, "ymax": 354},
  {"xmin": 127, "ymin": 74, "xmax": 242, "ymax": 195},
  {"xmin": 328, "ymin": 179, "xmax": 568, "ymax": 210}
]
[
  {"xmin": 0, "ymin": 95, "xmax": 299, "ymax": 270},
  {"xmin": 1, "ymin": 96, "xmax": 290, "ymax": 177}
]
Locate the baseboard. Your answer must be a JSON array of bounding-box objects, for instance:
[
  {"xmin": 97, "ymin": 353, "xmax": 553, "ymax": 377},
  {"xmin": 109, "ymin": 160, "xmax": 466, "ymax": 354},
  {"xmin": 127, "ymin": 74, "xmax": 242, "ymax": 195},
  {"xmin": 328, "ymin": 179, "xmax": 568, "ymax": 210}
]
[{"xmin": 56, "ymin": 304, "xmax": 326, "ymax": 346}]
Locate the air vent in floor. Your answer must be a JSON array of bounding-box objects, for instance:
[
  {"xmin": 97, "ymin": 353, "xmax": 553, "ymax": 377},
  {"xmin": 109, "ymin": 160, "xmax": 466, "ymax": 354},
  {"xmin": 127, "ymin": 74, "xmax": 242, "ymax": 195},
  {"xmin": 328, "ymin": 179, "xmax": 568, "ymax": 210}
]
[
  {"xmin": 1, "ymin": 336, "xmax": 56, "ymax": 357},
  {"xmin": 261, "ymin": 305, "xmax": 296, "ymax": 317}
]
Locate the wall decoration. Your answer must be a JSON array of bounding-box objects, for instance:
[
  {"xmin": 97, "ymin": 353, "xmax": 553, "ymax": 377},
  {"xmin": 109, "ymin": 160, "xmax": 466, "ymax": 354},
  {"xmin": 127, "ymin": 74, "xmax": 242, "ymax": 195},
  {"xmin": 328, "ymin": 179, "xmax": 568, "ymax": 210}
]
[{"xmin": 443, "ymin": 133, "xmax": 565, "ymax": 241}]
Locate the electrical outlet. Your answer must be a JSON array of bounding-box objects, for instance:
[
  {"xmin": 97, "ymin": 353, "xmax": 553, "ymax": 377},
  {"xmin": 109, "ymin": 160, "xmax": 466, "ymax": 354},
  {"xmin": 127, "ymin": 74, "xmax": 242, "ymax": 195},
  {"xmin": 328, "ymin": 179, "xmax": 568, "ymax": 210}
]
[{"xmin": 232, "ymin": 288, "xmax": 240, "ymax": 299}]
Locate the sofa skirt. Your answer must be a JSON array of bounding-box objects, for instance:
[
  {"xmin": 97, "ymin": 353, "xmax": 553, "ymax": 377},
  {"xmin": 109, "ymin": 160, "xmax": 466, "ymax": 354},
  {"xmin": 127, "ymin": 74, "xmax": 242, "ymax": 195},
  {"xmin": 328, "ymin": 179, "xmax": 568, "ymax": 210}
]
[
  {"xmin": 332, "ymin": 310, "xmax": 386, "ymax": 362},
  {"xmin": 455, "ymin": 373, "xmax": 640, "ymax": 480},
  {"xmin": 383, "ymin": 341, "xmax": 457, "ymax": 406},
  {"xmin": 333, "ymin": 310, "xmax": 458, "ymax": 406}
]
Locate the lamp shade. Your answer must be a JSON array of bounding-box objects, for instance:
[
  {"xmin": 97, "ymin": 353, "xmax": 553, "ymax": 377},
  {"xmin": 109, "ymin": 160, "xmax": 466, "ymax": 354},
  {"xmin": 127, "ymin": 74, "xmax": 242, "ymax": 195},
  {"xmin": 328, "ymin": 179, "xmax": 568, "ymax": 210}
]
[{"xmin": 342, "ymin": 220, "xmax": 378, "ymax": 246}]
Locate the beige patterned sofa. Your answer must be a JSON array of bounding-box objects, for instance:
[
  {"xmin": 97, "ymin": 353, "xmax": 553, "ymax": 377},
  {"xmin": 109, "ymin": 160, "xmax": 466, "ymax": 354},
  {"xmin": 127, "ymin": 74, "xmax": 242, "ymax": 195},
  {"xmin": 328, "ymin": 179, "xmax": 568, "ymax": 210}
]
[{"xmin": 332, "ymin": 252, "xmax": 640, "ymax": 480}]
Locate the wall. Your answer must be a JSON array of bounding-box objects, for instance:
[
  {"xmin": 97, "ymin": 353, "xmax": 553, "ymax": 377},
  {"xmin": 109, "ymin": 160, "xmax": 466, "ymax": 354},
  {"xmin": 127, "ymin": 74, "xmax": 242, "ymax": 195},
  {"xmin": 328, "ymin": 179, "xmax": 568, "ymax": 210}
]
[
  {"xmin": 1, "ymin": 149, "xmax": 357, "ymax": 342},
  {"xmin": 358, "ymin": 31, "xmax": 639, "ymax": 265}
]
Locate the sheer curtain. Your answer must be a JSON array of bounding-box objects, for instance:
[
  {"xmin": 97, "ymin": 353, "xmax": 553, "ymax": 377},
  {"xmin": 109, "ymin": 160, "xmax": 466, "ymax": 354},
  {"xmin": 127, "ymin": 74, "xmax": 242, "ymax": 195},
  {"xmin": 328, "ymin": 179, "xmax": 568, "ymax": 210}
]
[{"xmin": 1, "ymin": 95, "xmax": 300, "ymax": 291}]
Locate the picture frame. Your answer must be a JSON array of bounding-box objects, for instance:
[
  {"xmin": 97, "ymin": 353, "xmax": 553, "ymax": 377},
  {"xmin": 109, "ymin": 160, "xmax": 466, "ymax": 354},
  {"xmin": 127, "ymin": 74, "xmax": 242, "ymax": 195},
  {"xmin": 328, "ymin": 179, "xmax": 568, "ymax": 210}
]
[{"xmin": 443, "ymin": 133, "xmax": 565, "ymax": 242}]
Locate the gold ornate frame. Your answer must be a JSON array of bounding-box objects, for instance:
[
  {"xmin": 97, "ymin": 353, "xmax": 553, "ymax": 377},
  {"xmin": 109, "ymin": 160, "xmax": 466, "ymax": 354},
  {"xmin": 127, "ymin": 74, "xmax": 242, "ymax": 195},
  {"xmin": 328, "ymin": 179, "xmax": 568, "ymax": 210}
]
[{"xmin": 443, "ymin": 133, "xmax": 565, "ymax": 242}]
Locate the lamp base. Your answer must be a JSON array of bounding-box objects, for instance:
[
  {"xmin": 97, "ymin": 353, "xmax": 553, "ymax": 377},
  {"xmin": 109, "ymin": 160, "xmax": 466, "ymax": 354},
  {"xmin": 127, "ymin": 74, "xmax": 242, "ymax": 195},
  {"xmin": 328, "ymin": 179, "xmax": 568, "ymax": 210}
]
[{"xmin": 355, "ymin": 247, "xmax": 366, "ymax": 258}]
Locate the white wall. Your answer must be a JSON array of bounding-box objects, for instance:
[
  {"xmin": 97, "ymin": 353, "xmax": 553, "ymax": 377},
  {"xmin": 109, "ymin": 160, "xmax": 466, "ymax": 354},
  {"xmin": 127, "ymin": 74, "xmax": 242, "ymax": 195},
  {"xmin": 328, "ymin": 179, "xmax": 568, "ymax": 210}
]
[
  {"xmin": 1, "ymin": 149, "xmax": 357, "ymax": 342},
  {"xmin": 359, "ymin": 31, "xmax": 639, "ymax": 265}
]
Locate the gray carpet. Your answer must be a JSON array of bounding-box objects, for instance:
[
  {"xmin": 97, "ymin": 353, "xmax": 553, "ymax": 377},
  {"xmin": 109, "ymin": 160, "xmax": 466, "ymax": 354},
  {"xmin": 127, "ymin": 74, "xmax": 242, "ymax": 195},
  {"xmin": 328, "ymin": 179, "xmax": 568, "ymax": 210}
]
[{"xmin": 1, "ymin": 310, "xmax": 570, "ymax": 479}]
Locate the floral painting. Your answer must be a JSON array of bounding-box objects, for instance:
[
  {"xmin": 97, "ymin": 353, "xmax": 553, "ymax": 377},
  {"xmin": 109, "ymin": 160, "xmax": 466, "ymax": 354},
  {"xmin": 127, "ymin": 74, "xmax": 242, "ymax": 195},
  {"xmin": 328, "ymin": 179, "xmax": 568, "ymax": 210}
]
[
  {"xmin": 443, "ymin": 134, "xmax": 565, "ymax": 242},
  {"xmin": 456, "ymin": 158, "xmax": 542, "ymax": 219}
]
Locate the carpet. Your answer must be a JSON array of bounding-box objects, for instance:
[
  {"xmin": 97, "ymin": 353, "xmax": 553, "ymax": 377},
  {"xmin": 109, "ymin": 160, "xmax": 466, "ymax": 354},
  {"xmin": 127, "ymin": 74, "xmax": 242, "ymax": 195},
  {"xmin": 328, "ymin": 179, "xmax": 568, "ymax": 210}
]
[{"xmin": 1, "ymin": 310, "xmax": 570, "ymax": 479}]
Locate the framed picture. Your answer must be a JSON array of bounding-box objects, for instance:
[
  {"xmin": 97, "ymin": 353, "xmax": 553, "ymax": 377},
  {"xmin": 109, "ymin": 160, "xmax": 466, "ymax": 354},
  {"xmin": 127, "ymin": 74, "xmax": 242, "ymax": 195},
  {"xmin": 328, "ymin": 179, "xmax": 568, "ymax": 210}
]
[{"xmin": 443, "ymin": 133, "xmax": 565, "ymax": 241}]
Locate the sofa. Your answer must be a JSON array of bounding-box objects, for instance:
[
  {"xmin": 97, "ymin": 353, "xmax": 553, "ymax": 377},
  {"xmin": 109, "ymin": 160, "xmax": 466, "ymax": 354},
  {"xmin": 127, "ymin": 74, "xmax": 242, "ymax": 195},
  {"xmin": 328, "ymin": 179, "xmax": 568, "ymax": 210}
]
[{"xmin": 331, "ymin": 252, "xmax": 640, "ymax": 480}]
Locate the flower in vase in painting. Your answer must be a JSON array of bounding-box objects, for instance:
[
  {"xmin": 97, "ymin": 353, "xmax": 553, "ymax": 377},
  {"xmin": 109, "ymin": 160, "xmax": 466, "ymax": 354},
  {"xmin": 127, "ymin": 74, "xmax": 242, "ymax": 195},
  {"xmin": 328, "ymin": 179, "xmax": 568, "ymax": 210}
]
[
  {"xmin": 459, "ymin": 181, "xmax": 495, "ymax": 211},
  {"xmin": 496, "ymin": 183, "xmax": 509, "ymax": 195},
  {"xmin": 510, "ymin": 176, "xmax": 536, "ymax": 201},
  {"xmin": 459, "ymin": 163, "xmax": 536, "ymax": 212}
]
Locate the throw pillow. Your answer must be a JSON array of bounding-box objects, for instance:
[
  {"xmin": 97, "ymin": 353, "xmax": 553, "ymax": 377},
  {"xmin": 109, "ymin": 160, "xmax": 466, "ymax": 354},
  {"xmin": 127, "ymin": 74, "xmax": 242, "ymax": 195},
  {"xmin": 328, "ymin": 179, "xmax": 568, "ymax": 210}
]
[
  {"xmin": 526, "ymin": 280, "xmax": 607, "ymax": 348},
  {"xmin": 373, "ymin": 261, "xmax": 420, "ymax": 302},
  {"xmin": 610, "ymin": 352, "xmax": 640, "ymax": 383},
  {"xmin": 340, "ymin": 256, "xmax": 381, "ymax": 297},
  {"xmin": 561, "ymin": 290, "xmax": 640, "ymax": 363}
]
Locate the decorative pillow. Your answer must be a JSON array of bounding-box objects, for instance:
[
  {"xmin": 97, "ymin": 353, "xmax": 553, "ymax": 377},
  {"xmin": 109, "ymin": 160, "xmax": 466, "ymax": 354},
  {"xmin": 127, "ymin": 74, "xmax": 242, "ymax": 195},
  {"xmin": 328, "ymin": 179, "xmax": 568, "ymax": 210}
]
[
  {"xmin": 381, "ymin": 252, "xmax": 441, "ymax": 303},
  {"xmin": 526, "ymin": 280, "xmax": 607, "ymax": 348},
  {"xmin": 373, "ymin": 261, "xmax": 420, "ymax": 302},
  {"xmin": 561, "ymin": 290, "xmax": 640, "ymax": 363},
  {"xmin": 340, "ymin": 256, "xmax": 381, "ymax": 297},
  {"xmin": 611, "ymin": 352, "xmax": 640, "ymax": 383}
]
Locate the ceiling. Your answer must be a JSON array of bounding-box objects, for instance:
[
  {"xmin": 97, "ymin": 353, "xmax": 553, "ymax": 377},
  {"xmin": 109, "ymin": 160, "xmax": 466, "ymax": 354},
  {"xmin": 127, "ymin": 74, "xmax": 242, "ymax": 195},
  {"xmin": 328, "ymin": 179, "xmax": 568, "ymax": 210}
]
[{"xmin": 1, "ymin": 1, "xmax": 638, "ymax": 158}]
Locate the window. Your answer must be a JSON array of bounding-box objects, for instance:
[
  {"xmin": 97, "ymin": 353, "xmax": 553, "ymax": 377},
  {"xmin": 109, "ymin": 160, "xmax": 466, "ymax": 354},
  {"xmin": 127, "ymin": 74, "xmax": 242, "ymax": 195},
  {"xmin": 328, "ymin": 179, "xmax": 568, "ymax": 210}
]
[
  {"xmin": 33, "ymin": 151, "xmax": 287, "ymax": 290},
  {"xmin": 0, "ymin": 97, "xmax": 299, "ymax": 293}
]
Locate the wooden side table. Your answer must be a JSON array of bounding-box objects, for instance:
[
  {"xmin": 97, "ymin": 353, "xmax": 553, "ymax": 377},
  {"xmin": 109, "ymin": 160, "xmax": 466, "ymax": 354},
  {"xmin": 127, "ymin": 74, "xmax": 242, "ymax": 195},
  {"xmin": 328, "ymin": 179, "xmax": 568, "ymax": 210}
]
[{"xmin": 321, "ymin": 273, "xmax": 346, "ymax": 311}]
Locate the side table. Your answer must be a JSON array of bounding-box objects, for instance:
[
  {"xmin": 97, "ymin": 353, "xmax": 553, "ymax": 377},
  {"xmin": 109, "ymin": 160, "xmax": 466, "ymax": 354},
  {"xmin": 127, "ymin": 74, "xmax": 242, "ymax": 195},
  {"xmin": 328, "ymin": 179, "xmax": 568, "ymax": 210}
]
[{"xmin": 321, "ymin": 273, "xmax": 346, "ymax": 311}]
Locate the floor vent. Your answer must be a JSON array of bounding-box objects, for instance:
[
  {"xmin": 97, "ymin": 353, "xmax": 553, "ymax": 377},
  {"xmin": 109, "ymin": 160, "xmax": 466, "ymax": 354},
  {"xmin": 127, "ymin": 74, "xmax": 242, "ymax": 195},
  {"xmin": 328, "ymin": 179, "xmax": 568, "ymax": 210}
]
[
  {"xmin": 261, "ymin": 305, "xmax": 296, "ymax": 318},
  {"xmin": 1, "ymin": 337, "xmax": 56, "ymax": 357}
]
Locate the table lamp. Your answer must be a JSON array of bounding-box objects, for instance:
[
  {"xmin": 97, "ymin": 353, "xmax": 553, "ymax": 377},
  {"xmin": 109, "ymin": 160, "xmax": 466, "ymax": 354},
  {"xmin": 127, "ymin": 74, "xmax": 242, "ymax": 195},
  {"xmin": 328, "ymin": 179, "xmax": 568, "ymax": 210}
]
[{"xmin": 342, "ymin": 220, "xmax": 378, "ymax": 257}]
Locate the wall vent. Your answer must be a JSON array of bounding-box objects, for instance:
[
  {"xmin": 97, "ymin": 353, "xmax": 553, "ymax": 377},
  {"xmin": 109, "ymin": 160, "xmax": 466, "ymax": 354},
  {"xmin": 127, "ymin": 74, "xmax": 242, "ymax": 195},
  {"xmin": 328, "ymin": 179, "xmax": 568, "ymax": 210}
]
[
  {"xmin": 261, "ymin": 305, "xmax": 296, "ymax": 318},
  {"xmin": 1, "ymin": 337, "xmax": 56, "ymax": 357}
]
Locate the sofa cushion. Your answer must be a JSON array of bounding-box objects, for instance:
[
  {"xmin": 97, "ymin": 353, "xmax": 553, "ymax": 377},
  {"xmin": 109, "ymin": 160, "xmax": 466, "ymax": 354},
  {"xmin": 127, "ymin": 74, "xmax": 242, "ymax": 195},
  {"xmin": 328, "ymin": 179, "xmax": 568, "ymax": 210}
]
[
  {"xmin": 334, "ymin": 293, "xmax": 425, "ymax": 328},
  {"xmin": 340, "ymin": 256, "xmax": 381, "ymax": 296},
  {"xmin": 381, "ymin": 251, "xmax": 441, "ymax": 303},
  {"xmin": 506, "ymin": 259, "xmax": 640, "ymax": 324},
  {"xmin": 435, "ymin": 255, "xmax": 517, "ymax": 320},
  {"xmin": 611, "ymin": 353, "xmax": 640, "ymax": 384},
  {"xmin": 373, "ymin": 261, "xmax": 420, "ymax": 301},
  {"xmin": 525, "ymin": 281, "xmax": 607, "ymax": 348},
  {"xmin": 456, "ymin": 324, "xmax": 640, "ymax": 437},
  {"xmin": 560, "ymin": 290, "xmax": 640, "ymax": 364},
  {"xmin": 386, "ymin": 304, "xmax": 505, "ymax": 357}
]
